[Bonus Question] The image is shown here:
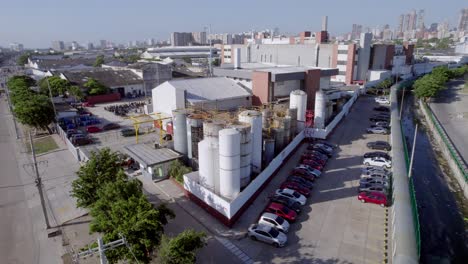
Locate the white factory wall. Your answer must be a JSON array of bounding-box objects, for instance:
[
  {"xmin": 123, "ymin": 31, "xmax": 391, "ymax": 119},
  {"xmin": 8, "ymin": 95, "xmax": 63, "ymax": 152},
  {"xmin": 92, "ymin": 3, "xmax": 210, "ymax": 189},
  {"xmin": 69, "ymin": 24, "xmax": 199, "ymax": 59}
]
[
  {"xmin": 368, "ymin": 70, "xmax": 391, "ymax": 81},
  {"xmin": 190, "ymin": 96, "xmax": 252, "ymax": 111},
  {"xmin": 152, "ymin": 82, "xmax": 185, "ymax": 115},
  {"xmin": 274, "ymin": 80, "xmax": 301, "ymax": 97}
]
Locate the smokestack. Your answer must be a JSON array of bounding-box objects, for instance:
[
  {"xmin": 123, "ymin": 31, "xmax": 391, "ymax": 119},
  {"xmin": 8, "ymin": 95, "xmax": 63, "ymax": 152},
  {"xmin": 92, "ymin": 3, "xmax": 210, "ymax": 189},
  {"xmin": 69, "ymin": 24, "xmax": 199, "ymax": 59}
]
[
  {"xmin": 234, "ymin": 48, "xmax": 241, "ymax": 69},
  {"xmin": 322, "ymin": 16, "xmax": 328, "ymax": 31}
]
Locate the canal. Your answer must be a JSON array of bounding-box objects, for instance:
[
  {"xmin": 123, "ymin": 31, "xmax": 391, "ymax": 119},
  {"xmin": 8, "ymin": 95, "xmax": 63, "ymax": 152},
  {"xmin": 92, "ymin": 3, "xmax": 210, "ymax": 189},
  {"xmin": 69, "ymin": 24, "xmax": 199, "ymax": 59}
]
[{"xmin": 400, "ymin": 92, "xmax": 467, "ymax": 264}]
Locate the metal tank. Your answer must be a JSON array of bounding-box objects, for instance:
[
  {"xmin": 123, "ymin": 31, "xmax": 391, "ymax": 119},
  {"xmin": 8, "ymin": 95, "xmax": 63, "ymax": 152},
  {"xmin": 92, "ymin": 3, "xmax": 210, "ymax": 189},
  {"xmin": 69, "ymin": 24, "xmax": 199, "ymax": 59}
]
[
  {"xmin": 229, "ymin": 123, "xmax": 252, "ymax": 187},
  {"xmin": 239, "ymin": 110, "xmax": 263, "ymax": 173},
  {"xmin": 272, "ymin": 127, "xmax": 285, "ymax": 154},
  {"xmin": 172, "ymin": 110, "xmax": 188, "ymax": 155},
  {"xmin": 283, "ymin": 116, "xmax": 292, "ymax": 144},
  {"xmin": 218, "ymin": 128, "xmax": 241, "ymax": 199},
  {"xmin": 203, "ymin": 120, "xmax": 225, "ymax": 138},
  {"xmin": 314, "ymin": 90, "xmax": 327, "ymax": 129},
  {"xmin": 198, "ymin": 138, "xmax": 219, "ymax": 190},
  {"xmin": 261, "ymin": 108, "xmax": 272, "ymax": 129},
  {"xmin": 289, "ymin": 90, "xmax": 307, "ymax": 133},
  {"xmin": 186, "ymin": 114, "xmax": 204, "ymax": 159},
  {"xmin": 287, "ymin": 108, "xmax": 297, "ymax": 137},
  {"xmin": 263, "ymin": 138, "xmax": 275, "ymax": 165}
]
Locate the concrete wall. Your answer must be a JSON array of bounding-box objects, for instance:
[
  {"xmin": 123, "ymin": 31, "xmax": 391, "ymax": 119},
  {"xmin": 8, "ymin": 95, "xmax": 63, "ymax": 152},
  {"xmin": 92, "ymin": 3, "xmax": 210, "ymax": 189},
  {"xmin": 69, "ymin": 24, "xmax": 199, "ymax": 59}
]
[
  {"xmin": 419, "ymin": 101, "xmax": 468, "ymax": 199},
  {"xmin": 191, "ymin": 96, "xmax": 252, "ymax": 112},
  {"xmin": 252, "ymin": 71, "xmax": 271, "ymax": 105},
  {"xmin": 389, "ymin": 85, "xmax": 419, "ymax": 264},
  {"xmin": 152, "ymin": 82, "xmax": 183, "ymax": 115}
]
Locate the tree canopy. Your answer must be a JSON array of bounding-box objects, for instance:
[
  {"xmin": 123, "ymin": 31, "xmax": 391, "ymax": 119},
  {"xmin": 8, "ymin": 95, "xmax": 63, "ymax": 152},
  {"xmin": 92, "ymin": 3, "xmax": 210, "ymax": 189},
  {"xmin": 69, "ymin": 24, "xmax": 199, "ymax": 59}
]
[
  {"xmin": 68, "ymin": 85, "xmax": 84, "ymax": 101},
  {"xmin": 413, "ymin": 66, "xmax": 468, "ymax": 100},
  {"xmin": 84, "ymin": 78, "xmax": 109, "ymax": 95},
  {"xmin": 17, "ymin": 53, "xmax": 30, "ymax": 66},
  {"xmin": 156, "ymin": 229, "xmax": 207, "ymax": 264},
  {"xmin": 71, "ymin": 148, "xmax": 124, "ymax": 208},
  {"xmin": 94, "ymin": 55, "xmax": 105, "ymax": 67},
  {"xmin": 168, "ymin": 160, "xmax": 192, "ymax": 184},
  {"xmin": 39, "ymin": 76, "xmax": 71, "ymax": 96}
]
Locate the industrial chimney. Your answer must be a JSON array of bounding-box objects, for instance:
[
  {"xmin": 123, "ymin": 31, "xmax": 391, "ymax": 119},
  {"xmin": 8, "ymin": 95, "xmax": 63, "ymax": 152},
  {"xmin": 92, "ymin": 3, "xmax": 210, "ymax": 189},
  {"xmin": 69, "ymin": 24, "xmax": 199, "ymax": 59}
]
[
  {"xmin": 322, "ymin": 16, "xmax": 328, "ymax": 31},
  {"xmin": 234, "ymin": 48, "xmax": 241, "ymax": 69}
]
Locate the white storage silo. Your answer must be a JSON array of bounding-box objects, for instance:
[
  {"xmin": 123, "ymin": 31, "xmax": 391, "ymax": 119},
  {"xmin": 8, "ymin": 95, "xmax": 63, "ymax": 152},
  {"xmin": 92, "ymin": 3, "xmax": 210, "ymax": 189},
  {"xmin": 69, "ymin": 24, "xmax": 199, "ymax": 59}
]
[
  {"xmin": 283, "ymin": 116, "xmax": 292, "ymax": 144},
  {"xmin": 263, "ymin": 138, "xmax": 275, "ymax": 165},
  {"xmin": 262, "ymin": 109, "xmax": 272, "ymax": 129},
  {"xmin": 287, "ymin": 108, "xmax": 297, "ymax": 137},
  {"xmin": 186, "ymin": 114, "xmax": 204, "ymax": 159},
  {"xmin": 314, "ymin": 90, "xmax": 327, "ymax": 129},
  {"xmin": 289, "ymin": 90, "xmax": 307, "ymax": 133},
  {"xmin": 219, "ymin": 128, "xmax": 241, "ymax": 199},
  {"xmin": 198, "ymin": 138, "xmax": 219, "ymax": 190},
  {"xmin": 239, "ymin": 110, "xmax": 263, "ymax": 173},
  {"xmin": 172, "ymin": 110, "xmax": 188, "ymax": 155},
  {"xmin": 203, "ymin": 120, "xmax": 225, "ymax": 139},
  {"xmin": 272, "ymin": 127, "xmax": 285, "ymax": 154},
  {"xmin": 229, "ymin": 123, "xmax": 252, "ymax": 187}
]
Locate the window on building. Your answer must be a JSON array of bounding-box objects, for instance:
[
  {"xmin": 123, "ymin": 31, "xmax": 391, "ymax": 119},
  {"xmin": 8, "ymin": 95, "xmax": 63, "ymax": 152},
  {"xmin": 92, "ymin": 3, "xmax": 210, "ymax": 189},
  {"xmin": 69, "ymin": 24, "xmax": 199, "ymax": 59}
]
[
  {"xmin": 339, "ymin": 71, "xmax": 346, "ymax": 75},
  {"xmin": 337, "ymin": 60, "xmax": 347, "ymax": 65},
  {"xmin": 270, "ymin": 54, "xmax": 272, "ymax": 62},
  {"xmin": 338, "ymin": 50, "xmax": 348, "ymax": 54}
]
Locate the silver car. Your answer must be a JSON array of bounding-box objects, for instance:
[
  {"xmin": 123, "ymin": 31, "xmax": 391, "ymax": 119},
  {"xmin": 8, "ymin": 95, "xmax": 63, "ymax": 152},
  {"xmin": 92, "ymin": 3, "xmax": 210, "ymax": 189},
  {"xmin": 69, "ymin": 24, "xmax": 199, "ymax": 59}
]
[
  {"xmin": 366, "ymin": 126, "xmax": 389, "ymax": 134},
  {"xmin": 258, "ymin": 212, "xmax": 290, "ymax": 233},
  {"xmin": 248, "ymin": 224, "xmax": 287, "ymax": 247},
  {"xmin": 360, "ymin": 178, "xmax": 390, "ymax": 188}
]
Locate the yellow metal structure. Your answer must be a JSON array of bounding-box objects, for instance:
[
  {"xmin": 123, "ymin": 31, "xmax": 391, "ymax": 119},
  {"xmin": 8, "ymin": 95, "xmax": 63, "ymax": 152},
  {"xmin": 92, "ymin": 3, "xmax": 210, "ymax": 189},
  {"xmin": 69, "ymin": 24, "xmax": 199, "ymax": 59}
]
[{"xmin": 125, "ymin": 113, "xmax": 172, "ymax": 144}]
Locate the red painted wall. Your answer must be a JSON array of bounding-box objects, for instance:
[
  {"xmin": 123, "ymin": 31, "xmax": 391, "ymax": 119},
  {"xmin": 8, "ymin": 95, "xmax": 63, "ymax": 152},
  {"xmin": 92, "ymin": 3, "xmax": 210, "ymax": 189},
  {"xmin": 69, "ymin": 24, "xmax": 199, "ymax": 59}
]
[
  {"xmin": 304, "ymin": 69, "xmax": 321, "ymax": 110},
  {"xmin": 252, "ymin": 71, "xmax": 271, "ymax": 106},
  {"xmin": 86, "ymin": 93, "xmax": 121, "ymax": 104},
  {"xmin": 345, "ymin": 44, "xmax": 356, "ymax": 84}
]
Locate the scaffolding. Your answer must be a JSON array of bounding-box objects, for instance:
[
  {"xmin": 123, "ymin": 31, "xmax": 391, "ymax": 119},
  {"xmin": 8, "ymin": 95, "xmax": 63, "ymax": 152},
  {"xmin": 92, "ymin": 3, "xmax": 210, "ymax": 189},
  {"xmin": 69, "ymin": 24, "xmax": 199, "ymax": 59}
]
[{"xmin": 125, "ymin": 113, "xmax": 172, "ymax": 144}]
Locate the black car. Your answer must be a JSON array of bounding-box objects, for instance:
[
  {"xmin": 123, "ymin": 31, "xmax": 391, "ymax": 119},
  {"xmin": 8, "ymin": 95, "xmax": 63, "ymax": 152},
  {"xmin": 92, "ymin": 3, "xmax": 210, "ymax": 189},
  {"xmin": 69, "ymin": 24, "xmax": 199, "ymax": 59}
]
[
  {"xmin": 370, "ymin": 116, "xmax": 390, "ymax": 122},
  {"xmin": 73, "ymin": 137, "xmax": 92, "ymax": 146},
  {"xmin": 287, "ymin": 176, "xmax": 314, "ymax": 189},
  {"xmin": 103, "ymin": 123, "xmax": 121, "ymax": 131},
  {"xmin": 364, "ymin": 151, "xmax": 392, "ymax": 160},
  {"xmin": 270, "ymin": 195, "xmax": 302, "ymax": 214},
  {"xmin": 120, "ymin": 128, "xmax": 138, "ymax": 137},
  {"xmin": 314, "ymin": 140, "xmax": 337, "ymax": 149},
  {"xmin": 367, "ymin": 141, "xmax": 392, "ymax": 151},
  {"xmin": 374, "ymin": 106, "xmax": 390, "ymax": 112},
  {"xmin": 308, "ymin": 146, "xmax": 332, "ymax": 157}
]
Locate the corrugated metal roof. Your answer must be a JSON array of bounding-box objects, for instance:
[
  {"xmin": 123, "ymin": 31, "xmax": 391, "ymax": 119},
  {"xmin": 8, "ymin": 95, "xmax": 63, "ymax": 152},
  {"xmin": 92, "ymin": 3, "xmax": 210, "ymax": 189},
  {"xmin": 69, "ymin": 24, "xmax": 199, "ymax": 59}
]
[
  {"xmin": 124, "ymin": 144, "xmax": 182, "ymax": 167},
  {"xmin": 167, "ymin": 77, "xmax": 251, "ymax": 103}
]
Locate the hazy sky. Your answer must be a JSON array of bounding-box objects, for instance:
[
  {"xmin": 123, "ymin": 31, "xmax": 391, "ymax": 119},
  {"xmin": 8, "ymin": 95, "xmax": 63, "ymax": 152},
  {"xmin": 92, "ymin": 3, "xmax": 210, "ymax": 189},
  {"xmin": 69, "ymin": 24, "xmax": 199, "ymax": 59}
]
[{"xmin": 1, "ymin": 0, "xmax": 466, "ymax": 48}]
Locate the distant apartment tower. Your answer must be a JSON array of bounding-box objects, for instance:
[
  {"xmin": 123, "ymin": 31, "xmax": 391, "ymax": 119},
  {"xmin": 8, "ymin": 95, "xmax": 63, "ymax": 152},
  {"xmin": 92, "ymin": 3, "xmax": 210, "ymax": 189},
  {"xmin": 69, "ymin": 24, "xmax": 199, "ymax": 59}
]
[
  {"xmin": 100, "ymin": 40, "xmax": 107, "ymax": 49},
  {"xmin": 52, "ymin": 40, "xmax": 65, "ymax": 51},
  {"xmin": 10, "ymin": 43, "xmax": 24, "ymax": 52},
  {"xmin": 351, "ymin": 24, "xmax": 363, "ymax": 40},
  {"xmin": 170, "ymin": 32, "xmax": 193, "ymax": 46},
  {"xmin": 397, "ymin": 14, "xmax": 404, "ymax": 36},
  {"xmin": 87, "ymin": 42, "xmax": 94, "ymax": 50},
  {"xmin": 458, "ymin": 8, "xmax": 468, "ymax": 32},
  {"xmin": 408, "ymin": 10, "xmax": 417, "ymax": 31},
  {"xmin": 417, "ymin": 10, "xmax": 425, "ymax": 31},
  {"xmin": 192, "ymin": 32, "xmax": 207, "ymax": 45}
]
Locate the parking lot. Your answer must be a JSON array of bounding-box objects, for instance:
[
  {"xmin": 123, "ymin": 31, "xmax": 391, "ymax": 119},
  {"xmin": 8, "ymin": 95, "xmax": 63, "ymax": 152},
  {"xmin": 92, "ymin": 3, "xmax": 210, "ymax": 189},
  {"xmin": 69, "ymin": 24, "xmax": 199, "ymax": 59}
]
[{"xmin": 229, "ymin": 95, "xmax": 391, "ymax": 263}]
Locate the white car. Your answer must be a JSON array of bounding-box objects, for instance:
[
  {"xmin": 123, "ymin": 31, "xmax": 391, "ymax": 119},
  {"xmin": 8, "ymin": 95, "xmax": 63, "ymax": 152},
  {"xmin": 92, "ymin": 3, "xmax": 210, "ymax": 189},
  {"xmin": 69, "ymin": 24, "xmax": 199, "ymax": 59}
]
[
  {"xmin": 366, "ymin": 126, "xmax": 389, "ymax": 134},
  {"xmin": 375, "ymin": 97, "xmax": 390, "ymax": 104},
  {"xmin": 258, "ymin": 212, "xmax": 290, "ymax": 233},
  {"xmin": 363, "ymin": 157, "xmax": 392, "ymax": 168},
  {"xmin": 248, "ymin": 224, "xmax": 288, "ymax": 247},
  {"xmin": 275, "ymin": 188, "xmax": 307, "ymax": 205}
]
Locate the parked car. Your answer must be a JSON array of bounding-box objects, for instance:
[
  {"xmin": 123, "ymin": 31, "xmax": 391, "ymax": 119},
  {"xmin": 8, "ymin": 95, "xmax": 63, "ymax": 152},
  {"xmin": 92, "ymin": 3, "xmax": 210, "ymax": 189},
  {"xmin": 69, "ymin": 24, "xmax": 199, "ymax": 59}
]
[
  {"xmin": 280, "ymin": 182, "xmax": 311, "ymax": 197},
  {"xmin": 286, "ymin": 176, "xmax": 314, "ymax": 189},
  {"xmin": 366, "ymin": 126, "xmax": 389, "ymax": 134},
  {"xmin": 375, "ymin": 96, "xmax": 390, "ymax": 104},
  {"xmin": 361, "ymin": 173, "xmax": 392, "ymax": 181},
  {"xmin": 298, "ymin": 160, "xmax": 323, "ymax": 171},
  {"xmin": 66, "ymin": 129, "xmax": 84, "ymax": 139},
  {"xmin": 357, "ymin": 192, "xmax": 388, "ymax": 207},
  {"xmin": 359, "ymin": 178, "xmax": 390, "ymax": 188},
  {"xmin": 362, "ymin": 166, "xmax": 389, "ymax": 173},
  {"xmin": 86, "ymin": 126, "xmax": 102, "ymax": 133},
  {"xmin": 102, "ymin": 123, "xmax": 121, "ymax": 131},
  {"xmin": 309, "ymin": 144, "xmax": 333, "ymax": 156},
  {"xmin": 82, "ymin": 102, "xmax": 95, "ymax": 107},
  {"xmin": 120, "ymin": 128, "xmax": 138, "ymax": 137},
  {"xmin": 374, "ymin": 121, "xmax": 390, "ymax": 128},
  {"xmin": 314, "ymin": 140, "xmax": 337, "ymax": 149},
  {"xmin": 264, "ymin": 202, "xmax": 298, "ymax": 222},
  {"xmin": 295, "ymin": 165, "xmax": 322, "ymax": 177},
  {"xmin": 312, "ymin": 143, "xmax": 334, "ymax": 153},
  {"xmin": 275, "ymin": 189, "xmax": 307, "ymax": 205},
  {"xmin": 369, "ymin": 116, "xmax": 390, "ymax": 122},
  {"xmin": 248, "ymin": 224, "xmax": 287, "ymax": 248},
  {"xmin": 293, "ymin": 167, "xmax": 320, "ymax": 178},
  {"xmin": 71, "ymin": 133, "xmax": 87, "ymax": 142},
  {"xmin": 73, "ymin": 137, "xmax": 92, "ymax": 146},
  {"xmin": 367, "ymin": 141, "xmax": 391, "ymax": 151},
  {"xmin": 358, "ymin": 184, "xmax": 389, "ymax": 195},
  {"xmin": 304, "ymin": 151, "xmax": 329, "ymax": 161},
  {"xmin": 301, "ymin": 154, "xmax": 327, "ymax": 165},
  {"xmin": 270, "ymin": 195, "xmax": 302, "ymax": 214},
  {"xmin": 363, "ymin": 157, "xmax": 392, "ymax": 168},
  {"xmin": 363, "ymin": 151, "xmax": 391, "ymax": 161},
  {"xmin": 373, "ymin": 106, "xmax": 390, "ymax": 112},
  {"xmin": 258, "ymin": 213, "xmax": 290, "ymax": 233}
]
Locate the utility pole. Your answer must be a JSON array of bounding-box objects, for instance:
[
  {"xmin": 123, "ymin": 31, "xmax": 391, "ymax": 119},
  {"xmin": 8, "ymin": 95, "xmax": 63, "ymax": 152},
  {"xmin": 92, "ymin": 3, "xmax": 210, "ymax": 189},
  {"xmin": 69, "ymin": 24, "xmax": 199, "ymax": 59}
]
[
  {"xmin": 399, "ymin": 85, "xmax": 406, "ymax": 119},
  {"xmin": 208, "ymin": 24, "xmax": 213, "ymax": 77},
  {"xmin": 29, "ymin": 131, "xmax": 51, "ymax": 229},
  {"xmin": 46, "ymin": 77, "xmax": 57, "ymax": 121},
  {"xmin": 74, "ymin": 235, "xmax": 139, "ymax": 264},
  {"xmin": 408, "ymin": 123, "xmax": 418, "ymax": 178}
]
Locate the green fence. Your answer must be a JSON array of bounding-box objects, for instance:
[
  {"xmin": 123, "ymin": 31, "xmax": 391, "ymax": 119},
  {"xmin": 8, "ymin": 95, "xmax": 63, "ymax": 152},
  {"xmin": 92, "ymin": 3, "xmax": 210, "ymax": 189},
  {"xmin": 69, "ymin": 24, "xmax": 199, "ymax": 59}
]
[
  {"xmin": 399, "ymin": 108, "xmax": 422, "ymax": 258},
  {"xmin": 421, "ymin": 102, "xmax": 468, "ymax": 182}
]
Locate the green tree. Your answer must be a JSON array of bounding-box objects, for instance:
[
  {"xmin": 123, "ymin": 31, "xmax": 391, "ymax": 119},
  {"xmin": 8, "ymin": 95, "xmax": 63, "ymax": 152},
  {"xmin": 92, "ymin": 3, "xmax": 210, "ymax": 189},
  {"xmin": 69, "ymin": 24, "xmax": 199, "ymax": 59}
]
[
  {"xmin": 93, "ymin": 55, "xmax": 105, "ymax": 67},
  {"xmin": 7, "ymin": 75, "xmax": 36, "ymax": 89},
  {"xmin": 68, "ymin": 85, "xmax": 84, "ymax": 101},
  {"xmin": 168, "ymin": 160, "xmax": 192, "ymax": 184},
  {"xmin": 17, "ymin": 53, "xmax": 30, "ymax": 66},
  {"xmin": 413, "ymin": 74, "xmax": 444, "ymax": 100},
  {"xmin": 157, "ymin": 229, "xmax": 207, "ymax": 264},
  {"xmin": 84, "ymin": 78, "xmax": 109, "ymax": 95},
  {"xmin": 71, "ymin": 148, "xmax": 124, "ymax": 208},
  {"xmin": 211, "ymin": 58, "xmax": 220, "ymax": 66},
  {"xmin": 39, "ymin": 76, "xmax": 70, "ymax": 96},
  {"xmin": 13, "ymin": 94, "xmax": 55, "ymax": 132},
  {"xmin": 89, "ymin": 179, "xmax": 175, "ymax": 263}
]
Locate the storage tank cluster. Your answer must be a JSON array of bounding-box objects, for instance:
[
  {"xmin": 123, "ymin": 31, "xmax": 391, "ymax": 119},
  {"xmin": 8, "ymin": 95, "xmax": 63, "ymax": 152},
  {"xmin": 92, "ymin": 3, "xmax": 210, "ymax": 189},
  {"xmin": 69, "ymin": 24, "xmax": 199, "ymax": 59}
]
[{"xmin": 289, "ymin": 90, "xmax": 307, "ymax": 133}]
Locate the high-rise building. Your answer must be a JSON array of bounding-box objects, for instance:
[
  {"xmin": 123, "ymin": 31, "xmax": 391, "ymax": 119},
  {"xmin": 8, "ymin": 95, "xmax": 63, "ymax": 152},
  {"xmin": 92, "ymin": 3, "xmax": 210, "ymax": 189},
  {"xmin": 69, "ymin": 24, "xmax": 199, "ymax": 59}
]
[
  {"xmin": 429, "ymin": 23, "xmax": 438, "ymax": 32},
  {"xmin": 351, "ymin": 24, "xmax": 363, "ymax": 40},
  {"xmin": 417, "ymin": 10, "xmax": 425, "ymax": 31},
  {"xmin": 10, "ymin": 43, "xmax": 24, "ymax": 52},
  {"xmin": 458, "ymin": 8, "xmax": 468, "ymax": 32},
  {"xmin": 404, "ymin": 14, "xmax": 411, "ymax": 31},
  {"xmin": 87, "ymin": 42, "xmax": 94, "ymax": 50},
  {"xmin": 408, "ymin": 10, "xmax": 417, "ymax": 31},
  {"xmin": 51, "ymin": 40, "xmax": 65, "ymax": 51},
  {"xmin": 170, "ymin": 32, "xmax": 193, "ymax": 46},
  {"xmin": 192, "ymin": 32, "xmax": 207, "ymax": 45},
  {"xmin": 147, "ymin": 38, "xmax": 155, "ymax": 46},
  {"xmin": 398, "ymin": 14, "xmax": 404, "ymax": 35},
  {"xmin": 100, "ymin": 40, "xmax": 107, "ymax": 49}
]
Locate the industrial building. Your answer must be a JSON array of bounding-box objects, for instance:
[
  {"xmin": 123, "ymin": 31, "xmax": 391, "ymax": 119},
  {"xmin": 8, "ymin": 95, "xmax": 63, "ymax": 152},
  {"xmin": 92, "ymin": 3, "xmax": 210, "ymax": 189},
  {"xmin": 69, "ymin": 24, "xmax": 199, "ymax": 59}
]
[{"xmin": 141, "ymin": 46, "xmax": 219, "ymax": 60}]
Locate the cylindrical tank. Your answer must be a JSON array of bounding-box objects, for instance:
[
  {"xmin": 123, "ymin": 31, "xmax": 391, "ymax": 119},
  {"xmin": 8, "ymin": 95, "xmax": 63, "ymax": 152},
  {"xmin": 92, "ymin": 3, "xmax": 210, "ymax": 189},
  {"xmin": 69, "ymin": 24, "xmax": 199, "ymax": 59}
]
[
  {"xmin": 314, "ymin": 90, "xmax": 327, "ymax": 129},
  {"xmin": 219, "ymin": 129, "xmax": 241, "ymax": 199},
  {"xmin": 272, "ymin": 127, "xmax": 285, "ymax": 154},
  {"xmin": 198, "ymin": 138, "xmax": 219, "ymax": 190},
  {"xmin": 287, "ymin": 108, "xmax": 297, "ymax": 137},
  {"xmin": 261, "ymin": 109, "xmax": 272, "ymax": 129},
  {"xmin": 234, "ymin": 48, "xmax": 241, "ymax": 69},
  {"xmin": 263, "ymin": 138, "xmax": 275, "ymax": 165},
  {"xmin": 290, "ymin": 90, "xmax": 307, "ymax": 133},
  {"xmin": 239, "ymin": 110, "xmax": 263, "ymax": 173},
  {"xmin": 203, "ymin": 120, "xmax": 225, "ymax": 139},
  {"xmin": 172, "ymin": 110, "xmax": 188, "ymax": 155},
  {"xmin": 229, "ymin": 123, "xmax": 252, "ymax": 187},
  {"xmin": 186, "ymin": 114, "xmax": 204, "ymax": 159},
  {"xmin": 283, "ymin": 116, "xmax": 292, "ymax": 144}
]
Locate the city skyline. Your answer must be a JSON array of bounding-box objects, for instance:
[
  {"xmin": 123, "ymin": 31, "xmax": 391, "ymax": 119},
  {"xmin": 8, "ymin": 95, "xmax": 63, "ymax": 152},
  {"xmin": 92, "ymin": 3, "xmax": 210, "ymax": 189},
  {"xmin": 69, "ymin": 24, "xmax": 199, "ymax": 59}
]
[{"xmin": 0, "ymin": 0, "xmax": 466, "ymax": 48}]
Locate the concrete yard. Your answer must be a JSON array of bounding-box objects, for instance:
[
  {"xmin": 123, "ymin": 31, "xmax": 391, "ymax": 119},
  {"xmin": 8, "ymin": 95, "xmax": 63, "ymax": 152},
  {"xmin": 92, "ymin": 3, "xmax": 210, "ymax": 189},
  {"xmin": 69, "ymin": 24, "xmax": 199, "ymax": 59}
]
[{"xmin": 226, "ymin": 95, "xmax": 391, "ymax": 263}]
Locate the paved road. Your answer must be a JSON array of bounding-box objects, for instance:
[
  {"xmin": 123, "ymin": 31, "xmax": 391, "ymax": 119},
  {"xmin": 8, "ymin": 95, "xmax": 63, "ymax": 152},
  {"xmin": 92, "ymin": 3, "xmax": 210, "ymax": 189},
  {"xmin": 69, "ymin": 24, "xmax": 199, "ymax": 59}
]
[{"xmin": 430, "ymin": 80, "xmax": 468, "ymax": 165}]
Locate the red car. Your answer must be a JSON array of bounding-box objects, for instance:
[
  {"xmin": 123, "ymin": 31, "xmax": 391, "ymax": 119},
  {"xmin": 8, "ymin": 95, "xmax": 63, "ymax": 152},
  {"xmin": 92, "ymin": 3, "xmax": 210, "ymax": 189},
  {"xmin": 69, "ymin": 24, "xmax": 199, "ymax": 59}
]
[
  {"xmin": 264, "ymin": 202, "xmax": 297, "ymax": 222},
  {"xmin": 300, "ymin": 160, "xmax": 323, "ymax": 171},
  {"xmin": 86, "ymin": 126, "xmax": 102, "ymax": 133},
  {"xmin": 82, "ymin": 102, "xmax": 95, "ymax": 107},
  {"xmin": 301, "ymin": 155, "xmax": 326, "ymax": 166},
  {"xmin": 357, "ymin": 192, "xmax": 388, "ymax": 207},
  {"xmin": 280, "ymin": 182, "xmax": 311, "ymax": 197}
]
